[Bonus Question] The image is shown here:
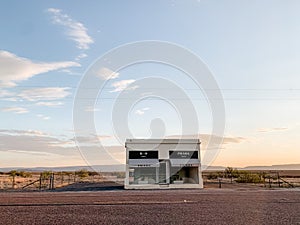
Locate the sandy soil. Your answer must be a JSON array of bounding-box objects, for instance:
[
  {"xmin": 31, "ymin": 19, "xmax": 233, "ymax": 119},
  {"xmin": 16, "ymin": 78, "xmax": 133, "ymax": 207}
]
[{"xmin": 0, "ymin": 188, "xmax": 299, "ymax": 225}]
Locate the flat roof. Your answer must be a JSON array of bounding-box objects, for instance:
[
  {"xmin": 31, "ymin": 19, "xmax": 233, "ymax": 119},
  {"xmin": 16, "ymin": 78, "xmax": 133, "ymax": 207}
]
[{"xmin": 125, "ymin": 139, "xmax": 200, "ymax": 144}]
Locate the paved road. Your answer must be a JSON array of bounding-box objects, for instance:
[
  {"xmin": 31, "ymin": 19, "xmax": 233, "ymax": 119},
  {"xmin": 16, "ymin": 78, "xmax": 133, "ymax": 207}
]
[{"xmin": 0, "ymin": 189, "xmax": 299, "ymax": 225}]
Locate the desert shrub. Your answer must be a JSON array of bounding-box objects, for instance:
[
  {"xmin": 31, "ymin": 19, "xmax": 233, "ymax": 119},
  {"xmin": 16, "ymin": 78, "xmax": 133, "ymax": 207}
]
[
  {"xmin": 207, "ymin": 172, "xmax": 219, "ymax": 180},
  {"xmin": 88, "ymin": 171, "xmax": 99, "ymax": 176},
  {"xmin": 17, "ymin": 171, "xmax": 32, "ymax": 178},
  {"xmin": 41, "ymin": 171, "xmax": 52, "ymax": 179},
  {"xmin": 62, "ymin": 171, "xmax": 73, "ymax": 176},
  {"xmin": 75, "ymin": 169, "xmax": 89, "ymax": 179},
  {"xmin": 224, "ymin": 167, "xmax": 240, "ymax": 179},
  {"xmin": 236, "ymin": 171, "xmax": 264, "ymax": 183}
]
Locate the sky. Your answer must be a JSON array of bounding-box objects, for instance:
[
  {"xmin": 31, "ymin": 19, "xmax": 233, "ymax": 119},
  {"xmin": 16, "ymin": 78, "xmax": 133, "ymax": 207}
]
[{"xmin": 1, "ymin": 0, "xmax": 300, "ymax": 169}]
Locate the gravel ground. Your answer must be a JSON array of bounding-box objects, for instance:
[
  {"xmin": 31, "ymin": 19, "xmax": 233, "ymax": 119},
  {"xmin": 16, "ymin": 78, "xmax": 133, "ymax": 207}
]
[{"xmin": 0, "ymin": 188, "xmax": 299, "ymax": 225}]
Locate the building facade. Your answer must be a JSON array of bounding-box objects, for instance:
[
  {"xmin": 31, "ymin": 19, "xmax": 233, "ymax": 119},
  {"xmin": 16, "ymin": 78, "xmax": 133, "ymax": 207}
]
[{"xmin": 125, "ymin": 139, "xmax": 203, "ymax": 189}]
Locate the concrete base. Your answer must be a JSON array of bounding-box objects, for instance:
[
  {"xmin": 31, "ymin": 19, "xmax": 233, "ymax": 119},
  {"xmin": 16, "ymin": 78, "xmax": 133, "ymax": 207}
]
[{"xmin": 124, "ymin": 183, "xmax": 203, "ymax": 190}]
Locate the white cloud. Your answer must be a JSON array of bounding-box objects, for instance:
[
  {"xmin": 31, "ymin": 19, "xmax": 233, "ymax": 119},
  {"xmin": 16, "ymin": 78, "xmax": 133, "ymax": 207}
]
[
  {"xmin": 72, "ymin": 135, "xmax": 111, "ymax": 143},
  {"xmin": 2, "ymin": 97, "xmax": 18, "ymax": 101},
  {"xmin": 135, "ymin": 110, "xmax": 144, "ymax": 115},
  {"xmin": 75, "ymin": 53, "xmax": 88, "ymax": 61},
  {"xmin": 96, "ymin": 67, "xmax": 119, "ymax": 80},
  {"xmin": 110, "ymin": 79, "xmax": 138, "ymax": 92},
  {"xmin": 135, "ymin": 107, "xmax": 150, "ymax": 115},
  {"xmin": 58, "ymin": 69, "xmax": 81, "ymax": 76},
  {"xmin": 2, "ymin": 107, "xmax": 29, "ymax": 114},
  {"xmin": 47, "ymin": 8, "xmax": 94, "ymax": 50},
  {"xmin": 36, "ymin": 101, "xmax": 64, "ymax": 107},
  {"xmin": 18, "ymin": 87, "xmax": 71, "ymax": 101},
  {"xmin": 37, "ymin": 114, "xmax": 50, "ymax": 120},
  {"xmin": 0, "ymin": 90, "xmax": 13, "ymax": 97},
  {"xmin": 257, "ymin": 127, "xmax": 288, "ymax": 133},
  {"xmin": 0, "ymin": 50, "xmax": 80, "ymax": 87},
  {"xmin": 0, "ymin": 129, "xmax": 48, "ymax": 137},
  {"xmin": 5, "ymin": 150, "xmax": 55, "ymax": 156},
  {"xmin": 0, "ymin": 129, "xmax": 123, "ymax": 167},
  {"xmin": 167, "ymin": 134, "xmax": 246, "ymax": 150},
  {"xmin": 0, "ymin": 130, "xmax": 72, "ymax": 154}
]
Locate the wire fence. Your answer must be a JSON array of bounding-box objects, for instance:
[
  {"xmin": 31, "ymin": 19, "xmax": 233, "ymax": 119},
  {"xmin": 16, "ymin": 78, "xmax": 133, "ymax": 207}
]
[
  {"xmin": 202, "ymin": 170, "xmax": 300, "ymax": 189},
  {"xmin": 0, "ymin": 170, "xmax": 125, "ymax": 191},
  {"xmin": 0, "ymin": 170, "xmax": 299, "ymax": 191}
]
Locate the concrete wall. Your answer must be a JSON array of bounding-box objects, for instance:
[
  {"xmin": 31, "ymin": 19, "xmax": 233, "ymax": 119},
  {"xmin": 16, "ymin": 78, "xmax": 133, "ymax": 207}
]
[{"xmin": 125, "ymin": 139, "xmax": 203, "ymax": 189}]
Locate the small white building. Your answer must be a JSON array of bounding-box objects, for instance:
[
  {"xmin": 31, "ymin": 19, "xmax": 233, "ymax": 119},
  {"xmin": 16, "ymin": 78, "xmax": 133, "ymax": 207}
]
[{"xmin": 124, "ymin": 139, "xmax": 203, "ymax": 189}]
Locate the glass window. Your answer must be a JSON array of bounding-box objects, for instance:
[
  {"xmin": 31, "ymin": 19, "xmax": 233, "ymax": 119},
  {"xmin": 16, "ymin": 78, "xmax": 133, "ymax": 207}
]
[{"xmin": 129, "ymin": 167, "xmax": 157, "ymax": 184}]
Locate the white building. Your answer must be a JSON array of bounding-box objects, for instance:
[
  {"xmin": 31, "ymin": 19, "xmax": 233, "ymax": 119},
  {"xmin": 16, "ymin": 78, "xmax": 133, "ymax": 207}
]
[{"xmin": 125, "ymin": 139, "xmax": 203, "ymax": 189}]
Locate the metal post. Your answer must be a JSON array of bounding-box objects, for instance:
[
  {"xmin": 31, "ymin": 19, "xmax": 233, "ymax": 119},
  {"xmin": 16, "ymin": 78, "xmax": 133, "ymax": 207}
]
[
  {"xmin": 61, "ymin": 172, "xmax": 64, "ymax": 185},
  {"xmin": 49, "ymin": 174, "xmax": 52, "ymax": 190},
  {"xmin": 39, "ymin": 173, "xmax": 42, "ymax": 191},
  {"xmin": 52, "ymin": 173, "xmax": 55, "ymax": 190}
]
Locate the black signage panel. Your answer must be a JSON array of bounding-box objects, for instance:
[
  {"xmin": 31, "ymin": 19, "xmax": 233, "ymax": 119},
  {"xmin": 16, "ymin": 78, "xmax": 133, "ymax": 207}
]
[
  {"xmin": 129, "ymin": 151, "xmax": 158, "ymax": 159},
  {"xmin": 169, "ymin": 151, "xmax": 198, "ymax": 159}
]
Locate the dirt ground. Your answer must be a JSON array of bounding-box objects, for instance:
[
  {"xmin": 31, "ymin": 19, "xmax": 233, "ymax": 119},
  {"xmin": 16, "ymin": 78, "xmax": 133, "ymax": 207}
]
[{"xmin": 0, "ymin": 188, "xmax": 299, "ymax": 225}]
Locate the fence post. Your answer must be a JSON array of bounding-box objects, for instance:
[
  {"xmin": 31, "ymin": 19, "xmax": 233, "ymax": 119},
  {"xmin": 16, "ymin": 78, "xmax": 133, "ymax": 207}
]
[
  {"xmin": 51, "ymin": 173, "xmax": 55, "ymax": 190},
  {"xmin": 61, "ymin": 172, "xmax": 64, "ymax": 185},
  {"xmin": 39, "ymin": 173, "xmax": 42, "ymax": 191},
  {"xmin": 49, "ymin": 174, "xmax": 52, "ymax": 190}
]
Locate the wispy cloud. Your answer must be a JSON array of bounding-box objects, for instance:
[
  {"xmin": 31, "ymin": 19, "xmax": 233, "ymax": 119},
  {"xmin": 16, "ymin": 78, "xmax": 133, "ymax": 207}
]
[
  {"xmin": 168, "ymin": 134, "xmax": 246, "ymax": 150},
  {"xmin": 47, "ymin": 8, "xmax": 94, "ymax": 50},
  {"xmin": 0, "ymin": 90, "xmax": 13, "ymax": 97},
  {"xmin": 0, "ymin": 130, "xmax": 71, "ymax": 154},
  {"xmin": 110, "ymin": 79, "xmax": 138, "ymax": 92},
  {"xmin": 0, "ymin": 129, "xmax": 121, "ymax": 167},
  {"xmin": 18, "ymin": 87, "xmax": 71, "ymax": 101},
  {"xmin": 75, "ymin": 53, "xmax": 88, "ymax": 61},
  {"xmin": 71, "ymin": 135, "xmax": 111, "ymax": 145},
  {"xmin": 58, "ymin": 69, "xmax": 81, "ymax": 76},
  {"xmin": 2, "ymin": 107, "xmax": 29, "ymax": 114},
  {"xmin": 0, "ymin": 129, "xmax": 48, "ymax": 137},
  {"xmin": 135, "ymin": 107, "xmax": 150, "ymax": 115},
  {"xmin": 0, "ymin": 50, "xmax": 80, "ymax": 87},
  {"xmin": 36, "ymin": 101, "xmax": 64, "ymax": 107},
  {"xmin": 96, "ymin": 67, "xmax": 119, "ymax": 80},
  {"xmin": 4, "ymin": 150, "xmax": 55, "ymax": 156},
  {"xmin": 37, "ymin": 114, "xmax": 51, "ymax": 120},
  {"xmin": 257, "ymin": 127, "xmax": 288, "ymax": 133}
]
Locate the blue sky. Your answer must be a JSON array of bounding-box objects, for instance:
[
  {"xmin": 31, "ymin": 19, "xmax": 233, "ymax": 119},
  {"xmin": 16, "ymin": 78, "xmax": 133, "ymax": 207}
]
[{"xmin": 1, "ymin": 0, "xmax": 300, "ymax": 168}]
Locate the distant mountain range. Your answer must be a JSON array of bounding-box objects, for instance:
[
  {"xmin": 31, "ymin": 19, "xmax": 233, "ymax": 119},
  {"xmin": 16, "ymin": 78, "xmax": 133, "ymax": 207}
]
[
  {"xmin": 0, "ymin": 163, "xmax": 299, "ymax": 172},
  {"xmin": 205, "ymin": 164, "xmax": 300, "ymax": 171},
  {"xmin": 0, "ymin": 165, "xmax": 125, "ymax": 173}
]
